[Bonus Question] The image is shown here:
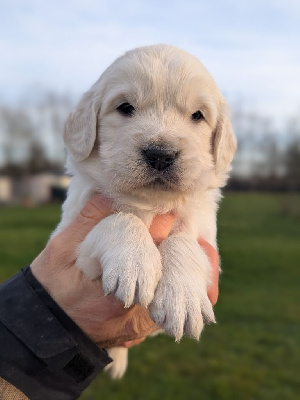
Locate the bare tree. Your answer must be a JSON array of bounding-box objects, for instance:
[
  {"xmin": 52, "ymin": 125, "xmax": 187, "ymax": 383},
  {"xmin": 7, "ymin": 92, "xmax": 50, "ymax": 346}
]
[
  {"xmin": 0, "ymin": 89, "xmax": 73, "ymax": 176},
  {"xmin": 0, "ymin": 107, "xmax": 34, "ymax": 175}
]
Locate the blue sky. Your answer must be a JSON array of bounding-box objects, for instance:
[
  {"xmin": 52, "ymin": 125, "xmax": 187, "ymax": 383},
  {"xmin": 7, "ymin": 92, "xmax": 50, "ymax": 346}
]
[{"xmin": 1, "ymin": 0, "xmax": 300, "ymax": 127}]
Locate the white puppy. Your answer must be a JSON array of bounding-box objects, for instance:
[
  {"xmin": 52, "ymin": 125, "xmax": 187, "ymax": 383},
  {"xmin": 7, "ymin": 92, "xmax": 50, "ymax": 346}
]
[{"xmin": 52, "ymin": 44, "xmax": 236, "ymax": 378}]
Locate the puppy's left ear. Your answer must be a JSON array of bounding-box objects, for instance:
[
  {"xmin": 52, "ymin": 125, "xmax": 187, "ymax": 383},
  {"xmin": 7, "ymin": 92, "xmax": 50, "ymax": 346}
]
[
  {"xmin": 212, "ymin": 102, "xmax": 237, "ymax": 173},
  {"xmin": 64, "ymin": 89, "xmax": 100, "ymax": 162}
]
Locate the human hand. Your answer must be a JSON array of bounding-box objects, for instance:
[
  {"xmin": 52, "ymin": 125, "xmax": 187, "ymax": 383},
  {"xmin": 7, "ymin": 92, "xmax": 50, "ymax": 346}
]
[
  {"xmin": 31, "ymin": 195, "xmax": 176, "ymax": 348},
  {"xmin": 31, "ymin": 194, "xmax": 219, "ymax": 349}
]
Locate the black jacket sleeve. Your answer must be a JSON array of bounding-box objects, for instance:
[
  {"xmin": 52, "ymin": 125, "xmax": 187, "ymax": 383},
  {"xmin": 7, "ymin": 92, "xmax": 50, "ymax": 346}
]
[{"xmin": 0, "ymin": 267, "xmax": 112, "ymax": 400}]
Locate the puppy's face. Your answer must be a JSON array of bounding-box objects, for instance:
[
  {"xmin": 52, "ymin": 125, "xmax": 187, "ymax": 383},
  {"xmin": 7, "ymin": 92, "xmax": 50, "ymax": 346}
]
[{"xmin": 65, "ymin": 45, "xmax": 236, "ymax": 204}]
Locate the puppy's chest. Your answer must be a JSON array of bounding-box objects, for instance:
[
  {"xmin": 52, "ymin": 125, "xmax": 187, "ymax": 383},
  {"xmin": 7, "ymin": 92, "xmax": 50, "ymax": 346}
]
[{"xmin": 114, "ymin": 203, "xmax": 199, "ymax": 237}]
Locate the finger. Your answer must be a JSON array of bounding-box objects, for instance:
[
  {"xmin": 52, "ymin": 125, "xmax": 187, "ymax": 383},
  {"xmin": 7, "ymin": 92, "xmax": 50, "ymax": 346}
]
[
  {"xmin": 93, "ymin": 305, "xmax": 157, "ymax": 348},
  {"xmin": 149, "ymin": 214, "xmax": 177, "ymax": 245},
  {"xmin": 123, "ymin": 337, "xmax": 146, "ymax": 348},
  {"xmin": 198, "ymin": 238, "xmax": 220, "ymax": 305}
]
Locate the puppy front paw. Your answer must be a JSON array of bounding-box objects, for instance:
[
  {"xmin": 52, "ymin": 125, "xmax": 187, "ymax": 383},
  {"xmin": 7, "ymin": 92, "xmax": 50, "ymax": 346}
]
[
  {"xmin": 149, "ymin": 235, "xmax": 215, "ymax": 341},
  {"xmin": 77, "ymin": 213, "xmax": 162, "ymax": 308}
]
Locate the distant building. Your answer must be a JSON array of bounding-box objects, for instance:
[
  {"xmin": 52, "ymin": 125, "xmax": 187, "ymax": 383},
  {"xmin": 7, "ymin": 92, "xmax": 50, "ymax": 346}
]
[
  {"xmin": 0, "ymin": 176, "xmax": 12, "ymax": 203},
  {"xmin": 0, "ymin": 173, "xmax": 70, "ymax": 205}
]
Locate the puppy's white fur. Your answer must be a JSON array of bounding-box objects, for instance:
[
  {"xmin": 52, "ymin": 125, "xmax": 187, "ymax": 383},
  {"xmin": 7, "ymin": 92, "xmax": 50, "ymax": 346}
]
[{"xmin": 53, "ymin": 45, "xmax": 236, "ymax": 378}]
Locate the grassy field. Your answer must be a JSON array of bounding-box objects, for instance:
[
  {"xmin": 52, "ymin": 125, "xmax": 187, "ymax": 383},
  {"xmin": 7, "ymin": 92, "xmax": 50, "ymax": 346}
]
[{"xmin": 0, "ymin": 193, "xmax": 299, "ymax": 399}]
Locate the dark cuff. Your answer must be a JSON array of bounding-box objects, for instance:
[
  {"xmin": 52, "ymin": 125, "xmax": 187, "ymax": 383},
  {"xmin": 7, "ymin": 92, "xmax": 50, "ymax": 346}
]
[{"xmin": 0, "ymin": 267, "xmax": 112, "ymax": 400}]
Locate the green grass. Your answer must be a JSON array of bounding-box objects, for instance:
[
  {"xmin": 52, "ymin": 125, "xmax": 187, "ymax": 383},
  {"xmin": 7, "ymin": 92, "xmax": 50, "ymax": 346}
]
[{"xmin": 0, "ymin": 193, "xmax": 299, "ymax": 400}]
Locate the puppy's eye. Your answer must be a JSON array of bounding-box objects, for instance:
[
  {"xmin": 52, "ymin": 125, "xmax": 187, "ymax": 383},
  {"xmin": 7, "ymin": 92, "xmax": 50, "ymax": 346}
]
[
  {"xmin": 191, "ymin": 110, "xmax": 204, "ymax": 122},
  {"xmin": 117, "ymin": 102, "xmax": 135, "ymax": 116}
]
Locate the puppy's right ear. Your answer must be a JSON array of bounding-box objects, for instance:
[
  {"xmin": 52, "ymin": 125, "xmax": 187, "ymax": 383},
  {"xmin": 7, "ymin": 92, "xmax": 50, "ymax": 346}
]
[{"xmin": 64, "ymin": 90, "xmax": 100, "ymax": 161}]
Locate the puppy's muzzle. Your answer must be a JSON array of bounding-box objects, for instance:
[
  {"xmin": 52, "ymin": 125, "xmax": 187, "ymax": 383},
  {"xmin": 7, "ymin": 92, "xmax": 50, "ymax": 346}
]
[{"xmin": 142, "ymin": 146, "xmax": 179, "ymax": 172}]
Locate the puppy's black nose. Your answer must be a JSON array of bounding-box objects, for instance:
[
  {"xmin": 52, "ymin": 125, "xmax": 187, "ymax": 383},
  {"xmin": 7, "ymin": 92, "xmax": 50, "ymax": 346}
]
[{"xmin": 142, "ymin": 147, "xmax": 178, "ymax": 171}]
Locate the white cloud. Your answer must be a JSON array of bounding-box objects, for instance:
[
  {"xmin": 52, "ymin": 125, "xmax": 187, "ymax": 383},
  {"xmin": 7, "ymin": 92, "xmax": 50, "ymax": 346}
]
[{"xmin": 0, "ymin": 0, "xmax": 299, "ymax": 126}]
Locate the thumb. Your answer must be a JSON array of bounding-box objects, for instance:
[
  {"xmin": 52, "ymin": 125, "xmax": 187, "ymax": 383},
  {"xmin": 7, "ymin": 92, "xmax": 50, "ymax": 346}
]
[
  {"xmin": 56, "ymin": 194, "xmax": 112, "ymax": 247},
  {"xmin": 31, "ymin": 194, "xmax": 111, "ymax": 285}
]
